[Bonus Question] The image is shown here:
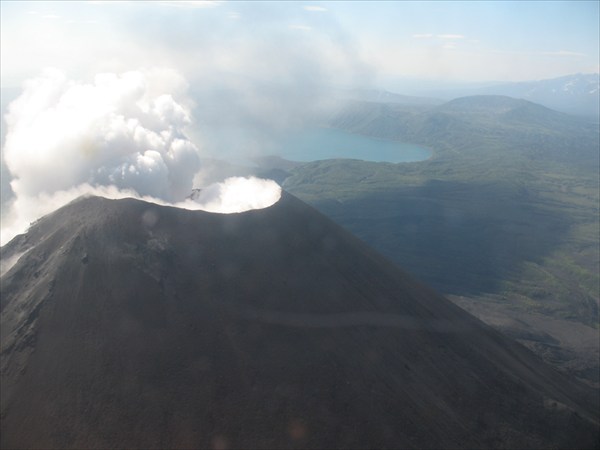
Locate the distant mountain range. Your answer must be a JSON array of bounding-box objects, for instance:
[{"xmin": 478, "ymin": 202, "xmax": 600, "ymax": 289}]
[
  {"xmin": 421, "ymin": 73, "xmax": 600, "ymax": 121},
  {"xmin": 331, "ymin": 94, "xmax": 600, "ymax": 166},
  {"xmin": 334, "ymin": 88, "xmax": 443, "ymax": 106}
]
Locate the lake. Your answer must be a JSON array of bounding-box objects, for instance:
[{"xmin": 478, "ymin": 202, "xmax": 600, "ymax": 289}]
[
  {"xmin": 192, "ymin": 126, "xmax": 431, "ymax": 164},
  {"xmin": 273, "ymin": 127, "xmax": 431, "ymax": 163}
]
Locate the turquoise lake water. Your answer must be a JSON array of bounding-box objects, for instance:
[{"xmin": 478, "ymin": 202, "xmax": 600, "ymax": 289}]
[
  {"xmin": 274, "ymin": 127, "xmax": 431, "ymax": 163},
  {"xmin": 192, "ymin": 126, "xmax": 431, "ymax": 164}
]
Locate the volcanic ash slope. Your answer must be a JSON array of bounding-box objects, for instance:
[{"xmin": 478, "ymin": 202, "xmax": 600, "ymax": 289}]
[{"xmin": 1, "ymin": 193, "xmax": 598, "ymax": 449}]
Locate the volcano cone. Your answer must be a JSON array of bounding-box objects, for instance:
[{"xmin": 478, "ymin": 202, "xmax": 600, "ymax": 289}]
[{"xmin": 1, "ymin": 193, "xmax": 598, "ymax": 449}]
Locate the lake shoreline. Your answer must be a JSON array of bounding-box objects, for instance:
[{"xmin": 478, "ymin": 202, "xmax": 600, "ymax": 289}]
[{"xmin": 273, "ymin": 126, "xmax": 433, "ymax": 164}]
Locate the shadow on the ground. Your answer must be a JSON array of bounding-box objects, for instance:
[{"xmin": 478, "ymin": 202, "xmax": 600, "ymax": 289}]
[{"xmin": 308, "ymin": 179, "xmax": 571, "ymax": 297}]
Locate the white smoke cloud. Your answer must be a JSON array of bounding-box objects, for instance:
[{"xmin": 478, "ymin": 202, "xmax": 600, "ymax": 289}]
[
  {"xmin": 4, "ymin": 68, "xmax": 199, "ymax": 201},
  {"xmin": 184, "ymin": 177, "xmax": 282, "ymax": 213},
  {"xmin": 1, "ymin": 69, "xmax": 282, "ymax": 246},
  {"xmin": 1, "ymin": 178, "xmax": 282, "ymax": 246}
]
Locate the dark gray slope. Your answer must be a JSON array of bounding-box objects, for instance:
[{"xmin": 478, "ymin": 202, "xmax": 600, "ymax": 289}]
[{"xmin": 1, "ymin": 193, "xmax": 598, "ymax": 449}]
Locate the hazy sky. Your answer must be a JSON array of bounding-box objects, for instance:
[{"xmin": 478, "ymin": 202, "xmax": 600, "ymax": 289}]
[
  {"xmin": 0, "ymin": 0, "xmax": 599, "ymax": 244},
  {"xmin": 1, "ymin": 0, "xmax": 599, "ymax": 89}
]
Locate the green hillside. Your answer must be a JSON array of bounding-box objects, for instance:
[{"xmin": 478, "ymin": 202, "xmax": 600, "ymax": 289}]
[
  {"xmin": 280, "ymin": 96, "xmax": 599, "ymax": 384},
  {"xmin": 330, "ymin": 96, "xmax": 599, "ymax": 166}
]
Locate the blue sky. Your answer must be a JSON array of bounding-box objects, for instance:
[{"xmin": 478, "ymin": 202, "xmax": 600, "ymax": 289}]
[{"xmin": 1, "ymin": 1, "xmax": 599, "ymax": 89}]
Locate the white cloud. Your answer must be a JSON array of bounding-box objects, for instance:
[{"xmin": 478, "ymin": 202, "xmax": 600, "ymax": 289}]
[
  {"xmin": 541, "ymin": 50, "xmax": 586, "ymax": 57},
  {"xmin": 304, "ymin": 6, "xmax": 327, "ymax": 12},
  {"xmin": 437, "ymin": 34, "xmax": 466, "ymax": 40},
  {"xmin": 0, "ymin": 3, "xmax": 373, "ymax": 238},
  {"xmin": 156, "ymin": 1, "xmax": 222, "ymax": 8},
  {"xmin": 412, "ymin": 34, "xmax": 433, "ymax": 39},
  {"xmin": 289, "ymin": 24, "xmax": 312, "ymax": 31},
  {"xmin": 185, "ymin": 176, "xmax": 281, "ymax": 213},
  {"xmin": 491, "ymin": 49, "xmax": 588, "ymax": 59},
  {"xmin": 2, "ymin": 69, "xmax": 199, "ymax": 224},
  {"xmin": 0, "ymin": 178, "xmax": 281, "ymax": 245},
  {"xmin": 367, "ymin": 41, "xmax": 596, "ymax": 82},
  {"xmin": 0, "ymin": 68, "xmax": 285, "ymax": 245}
]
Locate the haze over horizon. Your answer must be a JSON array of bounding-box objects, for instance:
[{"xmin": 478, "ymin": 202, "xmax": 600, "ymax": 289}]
[
  {"xmin": 1, "ymin": 1, "xmax": 599, "ymax": 90},
  {"xmin": 1, "ymin": 1, "xmax": 599, "ymax": 244}
]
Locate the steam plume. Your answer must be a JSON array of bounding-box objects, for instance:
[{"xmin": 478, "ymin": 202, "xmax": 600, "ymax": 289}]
[
  {"xmin": 4, "ymin": 68, "xmax": 199, "ymax": 201},
  {"xmin": 1, "ymin": 69, "xmax": 281, "ymax": 245}
]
